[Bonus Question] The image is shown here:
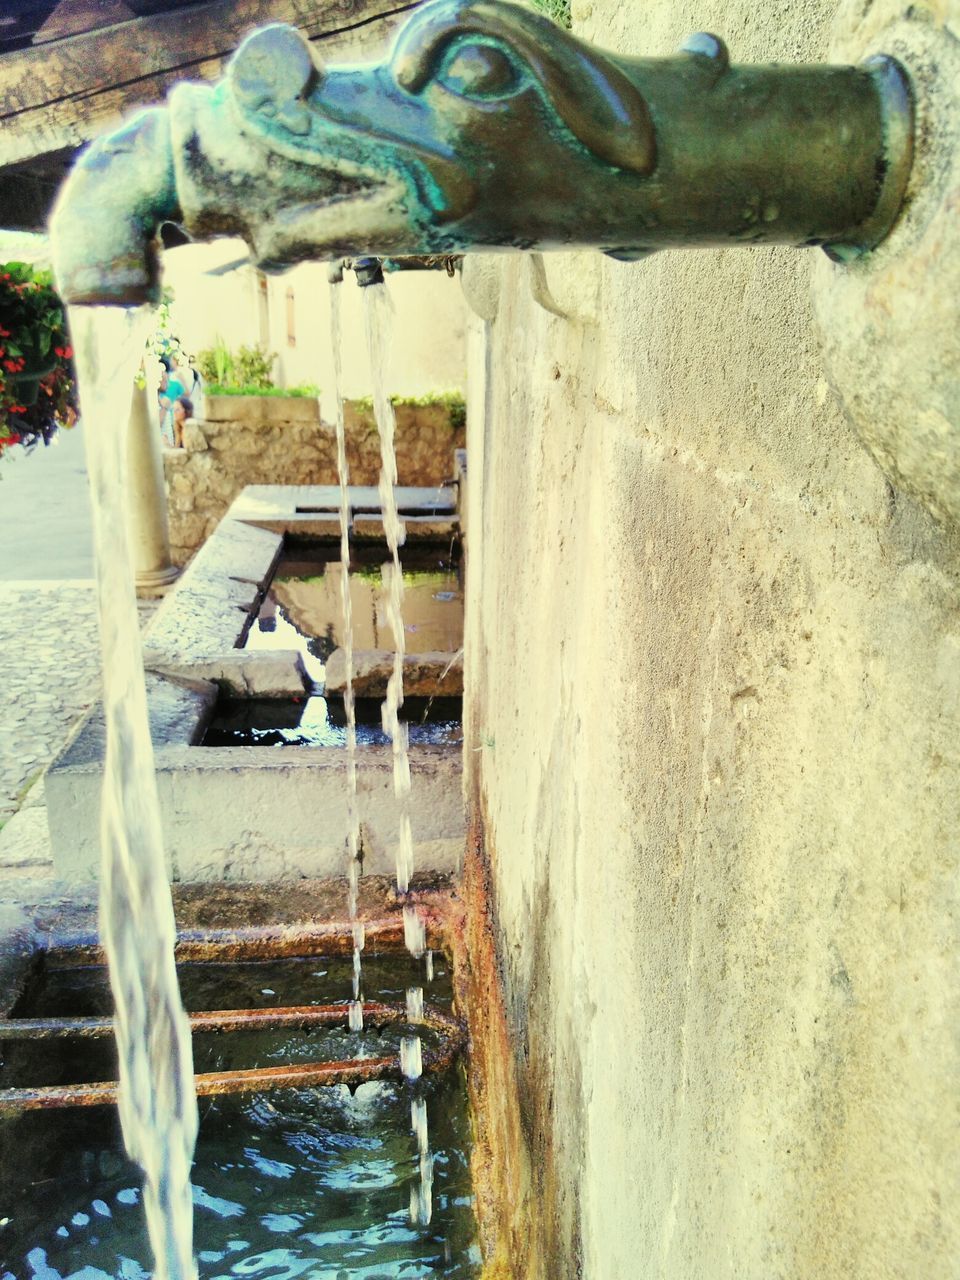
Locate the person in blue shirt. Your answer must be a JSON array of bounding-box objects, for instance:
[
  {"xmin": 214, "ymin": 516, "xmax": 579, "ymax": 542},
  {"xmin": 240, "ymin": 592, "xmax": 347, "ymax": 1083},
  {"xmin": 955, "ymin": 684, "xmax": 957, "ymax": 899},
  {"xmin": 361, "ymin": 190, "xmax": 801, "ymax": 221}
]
[{"xmin": 159, "ymin": 355, "xmax": 198, "ymax": 443}]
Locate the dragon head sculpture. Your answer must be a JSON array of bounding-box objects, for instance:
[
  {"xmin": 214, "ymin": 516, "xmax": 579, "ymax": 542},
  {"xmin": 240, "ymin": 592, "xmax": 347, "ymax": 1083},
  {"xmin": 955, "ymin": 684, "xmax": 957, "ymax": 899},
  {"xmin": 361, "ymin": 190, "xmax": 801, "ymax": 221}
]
[{"xmin": 52, "ymin": 0, "xmax": 911, "ymax": 304}]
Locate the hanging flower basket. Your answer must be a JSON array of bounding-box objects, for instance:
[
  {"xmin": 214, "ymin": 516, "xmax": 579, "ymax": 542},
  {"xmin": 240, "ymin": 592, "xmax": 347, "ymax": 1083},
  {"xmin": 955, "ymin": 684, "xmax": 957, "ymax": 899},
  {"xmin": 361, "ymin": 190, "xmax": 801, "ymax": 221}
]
[
  {"xmin": 8, "ymin": 361, "xmax": 57, "ymax": 406},
  {"xmin": 0, "ymin": 262, "xmax": 76, "ymax": 456}
]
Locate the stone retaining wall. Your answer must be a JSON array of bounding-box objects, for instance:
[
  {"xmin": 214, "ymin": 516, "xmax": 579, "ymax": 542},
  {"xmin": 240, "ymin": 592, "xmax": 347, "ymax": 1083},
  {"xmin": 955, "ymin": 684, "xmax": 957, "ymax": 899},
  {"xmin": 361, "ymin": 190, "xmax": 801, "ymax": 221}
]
[{"xmin": 164, "ymin": 395, "xmax": 464, "ymax": 564}]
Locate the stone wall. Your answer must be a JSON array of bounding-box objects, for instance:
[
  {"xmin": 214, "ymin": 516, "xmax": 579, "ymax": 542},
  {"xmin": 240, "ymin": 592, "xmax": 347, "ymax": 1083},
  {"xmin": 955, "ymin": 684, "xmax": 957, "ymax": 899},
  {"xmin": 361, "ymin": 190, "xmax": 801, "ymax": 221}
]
[
  {"xmin": 164, "ymin": 396, "xmax": 464, "ymax": 564},
  {"xmin": 463, "ymin": 0, "xmax": 960, "ymax": 1276}
]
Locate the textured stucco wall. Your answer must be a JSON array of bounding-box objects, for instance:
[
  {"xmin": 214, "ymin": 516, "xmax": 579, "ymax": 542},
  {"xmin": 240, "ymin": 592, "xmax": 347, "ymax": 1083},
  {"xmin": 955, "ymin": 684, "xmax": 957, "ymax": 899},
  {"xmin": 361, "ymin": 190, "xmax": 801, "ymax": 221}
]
[
  {"xmin": 164, "ymin": 399, "xmax": 464, "ymax": 564},
  {"xmin": 464, "ymin": 1, "xmax": 960, "ymax": 1276},
  {"xmin": 162, "ymin": 243, "xmax": 468, "ymax": 423}
]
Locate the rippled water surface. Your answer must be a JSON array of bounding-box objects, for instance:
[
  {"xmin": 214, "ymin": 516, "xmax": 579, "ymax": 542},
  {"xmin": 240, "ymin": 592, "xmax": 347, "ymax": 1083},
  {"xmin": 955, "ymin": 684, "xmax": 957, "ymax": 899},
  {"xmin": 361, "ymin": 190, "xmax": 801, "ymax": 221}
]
[
  {"xmin": 0, "ymin": 957, "xmax": 479, "ymax": 1280},
  {"xmin": 202, "ymin": 698, "xmax": 463, "ymax": 751}
]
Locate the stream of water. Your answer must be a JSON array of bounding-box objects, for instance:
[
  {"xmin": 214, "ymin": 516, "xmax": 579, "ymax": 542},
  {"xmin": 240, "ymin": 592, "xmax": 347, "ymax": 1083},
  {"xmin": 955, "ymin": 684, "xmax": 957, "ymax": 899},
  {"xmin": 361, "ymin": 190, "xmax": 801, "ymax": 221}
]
[
  {"xmin": 329, "ymin": 281, "xmax": 365, "ymax": 1036},
  {"xmin": 56, "ymin": 279, "xmax": 440, "ymax": 1270},
  {"xmin": 362, "ymin": 285, "xmax": 416, "ymax": 903},
  {"xmin": 69, "ymin": 307, "xmax": 198, "ymax": 1280},
  {"xmin": 361, "ymin": 281, "xmax": 433, "ymax": 1226}
]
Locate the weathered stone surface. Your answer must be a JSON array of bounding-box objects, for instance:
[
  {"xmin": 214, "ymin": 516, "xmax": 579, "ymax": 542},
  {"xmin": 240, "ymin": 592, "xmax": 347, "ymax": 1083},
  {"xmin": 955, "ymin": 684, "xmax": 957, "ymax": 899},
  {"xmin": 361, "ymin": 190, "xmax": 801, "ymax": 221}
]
[
  {"xmin": 812, "ymin": 9, "xmax": 960, "ymax": 527},
  {"xmin": 49, "ymin": 674, "xmax": 216, "ymax": 770},
  {"xmin": 204, "ymin": 394, "xmax": 321, "ymax": 425},
  {"xmin": 460, "ymin": 1, "xmax": 960, "ymax": 1274},
  {"xmin": 48, "ymin": 740, "xmax": 464, "ymax": 884},
  {"xmin": 149, "ymin": 652, "xmax": 311, "ymax": 698},
  {"xmin": 353, "ymin": 515, "xmax": 458, "ymax": 539},
  {"xmin": 0, "ymin": 808, "xmax": 52, "ymax": 868},
  {"xmin": 144, "ymin": 520, "xmax": 281, "ymax": 664},
  {"xmin": 344, "ymin": 401, "xmax": 465, "ymax": 492},
  {"xmin": 163, "ymin": 404, "xmax": 464, "ymax": 563},
  {"xmin": 0, "ymin": 582, "xmax": 101, "ymax": 820},
  {"xmin": 237, "ymin": 482, "xmax": 456, "ymax": 516},
  {"xmin": 181, "ymin": 420, "xmax": 209, "ymax": 453},
  {"xmin": 325, "ymin": 648, "xmax": 463, "ymax": 697},
  {"xmin": 248, "ymin": 515, "xmax": 344, "ymax": 537}
]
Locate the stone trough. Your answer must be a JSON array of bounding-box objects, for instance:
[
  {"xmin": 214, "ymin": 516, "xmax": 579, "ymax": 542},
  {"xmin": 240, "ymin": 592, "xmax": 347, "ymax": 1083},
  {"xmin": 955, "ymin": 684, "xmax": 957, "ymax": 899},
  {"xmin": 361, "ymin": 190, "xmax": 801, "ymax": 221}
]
[{"xmin": 45, "ymin": 483, "xmax": 465, "ymax": 883}]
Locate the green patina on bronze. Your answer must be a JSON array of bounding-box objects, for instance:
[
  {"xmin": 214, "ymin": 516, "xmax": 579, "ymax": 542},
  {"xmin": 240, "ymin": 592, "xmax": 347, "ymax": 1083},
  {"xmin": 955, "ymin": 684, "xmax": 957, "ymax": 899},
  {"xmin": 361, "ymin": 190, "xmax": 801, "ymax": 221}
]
[{"xmin": 51, "ymin": 0, "xmax": 914, "ymax": 305}]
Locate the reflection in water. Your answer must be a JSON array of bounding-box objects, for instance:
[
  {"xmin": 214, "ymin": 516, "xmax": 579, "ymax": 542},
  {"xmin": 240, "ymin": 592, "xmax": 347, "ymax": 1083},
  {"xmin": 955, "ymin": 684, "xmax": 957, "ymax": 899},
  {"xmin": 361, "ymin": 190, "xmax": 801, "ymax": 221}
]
[{"xmin": 244, "ymin": 553, "xmax": 463, "ymax": 678}]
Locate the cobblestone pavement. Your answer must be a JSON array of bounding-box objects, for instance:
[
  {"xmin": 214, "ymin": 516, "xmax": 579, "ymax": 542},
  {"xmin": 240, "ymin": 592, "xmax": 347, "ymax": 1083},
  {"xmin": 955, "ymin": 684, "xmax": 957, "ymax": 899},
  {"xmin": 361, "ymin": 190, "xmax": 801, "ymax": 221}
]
[{"xmin": 0, "ymin": 581, "xmax": 101, "ymax": 824}]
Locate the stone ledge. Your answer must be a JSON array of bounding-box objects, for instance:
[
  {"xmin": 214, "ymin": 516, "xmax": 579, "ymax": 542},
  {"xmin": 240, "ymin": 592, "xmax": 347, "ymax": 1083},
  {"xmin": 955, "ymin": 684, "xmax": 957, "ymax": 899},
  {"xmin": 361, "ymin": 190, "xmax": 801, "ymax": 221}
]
[
  {"xmin": 47, "ymin": 738, "xmax": 464, "ymax": 884},
  {"xmin": 49, "ymin": 674, "xmax": 217, "ymax": 769},
  {"xmin": 204, "ymin": 394, "xmax": 321, "ymax": 425},
  {"xmin": 0, "ymin": 808, "xmax": 52, "ymax": 870},
  {"xmin": 150, "ymin": 652, "xmax": 310, "ymax": 698},
  {"xmin": 325, "ymin": 648, "xmax": 464, "ymax": 697},
  {"xmin": 143, "ymin": 518, "xmax": 282, "ymax": 667},
  {"xmin": 352, "ymin": 515, "xmax": 459, "ymax": 539},
  {"xmin": 229, "ymin": 483, "xmax": 458, "ymax": 525}
]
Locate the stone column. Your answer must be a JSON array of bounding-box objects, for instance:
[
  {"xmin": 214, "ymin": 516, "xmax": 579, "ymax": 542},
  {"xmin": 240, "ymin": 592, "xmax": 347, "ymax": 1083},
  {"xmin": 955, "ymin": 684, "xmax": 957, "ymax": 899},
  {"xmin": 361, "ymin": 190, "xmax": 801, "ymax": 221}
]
[{"xmin": 127, "ymin": 381, "xmax": 179, "ymax": 595}]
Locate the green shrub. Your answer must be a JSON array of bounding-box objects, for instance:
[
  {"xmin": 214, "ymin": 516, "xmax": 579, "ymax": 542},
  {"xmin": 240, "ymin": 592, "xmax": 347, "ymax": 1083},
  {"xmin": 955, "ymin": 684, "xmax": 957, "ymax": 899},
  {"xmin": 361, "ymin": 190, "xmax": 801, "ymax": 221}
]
[
  {"xmin": 196, "ymin": 339, "xmax": 277, "ymax": 391},
  {"xmin": 206, "ymin": 383, "xmax": 320, "ymax": 398},
  {"xmin": 351, "ymin": 390, "xmax": 466, "ymax": 431},
  {"xmin": 233, "ymin": 344, "xmax": 276, "ymax": 389},
  {"xmin": 529, "ymin": 0, "xmax": 572, "ymax": 28}
]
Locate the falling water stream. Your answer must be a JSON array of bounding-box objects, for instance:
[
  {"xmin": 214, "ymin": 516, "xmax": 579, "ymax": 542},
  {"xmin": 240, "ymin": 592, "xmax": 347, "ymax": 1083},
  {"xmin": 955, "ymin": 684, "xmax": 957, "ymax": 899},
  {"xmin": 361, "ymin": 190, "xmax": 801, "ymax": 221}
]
[
  {"xmin": 328, "ymin": 281, "xmax": 365, "ymax": 1035},
  {"xmin": 361, "ymin": 285, "xmax": 415, "ymax": 902},
  {"xmin": 55, "ymin": 282, "xmax": 441, "ymax": 1275},
  {"xmin": 361, "ymin": 280, "xmax": 433, "ymax": 1227},
  {"xmin": 69, "ymin": 307, "xmax": 198, "ymax": 1280}
]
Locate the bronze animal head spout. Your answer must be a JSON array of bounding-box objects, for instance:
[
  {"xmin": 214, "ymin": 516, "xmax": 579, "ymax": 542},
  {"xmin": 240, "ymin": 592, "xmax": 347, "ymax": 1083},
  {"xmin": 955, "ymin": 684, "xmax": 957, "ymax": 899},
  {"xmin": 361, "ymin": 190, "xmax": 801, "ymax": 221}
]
[{"xmin": 51, "ymin": 0, "xmax": 912, "ymax": 305}]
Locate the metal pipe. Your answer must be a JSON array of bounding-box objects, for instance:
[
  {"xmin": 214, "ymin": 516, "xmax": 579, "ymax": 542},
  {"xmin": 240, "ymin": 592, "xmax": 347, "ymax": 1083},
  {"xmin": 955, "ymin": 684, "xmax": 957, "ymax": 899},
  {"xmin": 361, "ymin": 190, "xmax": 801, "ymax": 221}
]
[
  {"xmin": 352, "ymin": 257, "xmax": 385, "ymax": 288},
  {"xmin": 49, "ymin": 0, "xmax": 915, "ymax": 307},
  {"xmin": 0, "ymin": 1000, "xmax": 466, "ymax": 1113},
  {"xmin": 42, "ymin": 911, "xmax": 448, "ymax": 968}
]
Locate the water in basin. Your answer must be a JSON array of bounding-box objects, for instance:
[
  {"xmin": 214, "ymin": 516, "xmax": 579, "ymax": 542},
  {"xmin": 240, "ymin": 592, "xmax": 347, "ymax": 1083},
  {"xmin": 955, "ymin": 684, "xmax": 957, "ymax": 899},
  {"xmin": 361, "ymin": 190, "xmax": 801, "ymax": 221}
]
[
  {"xmin": 0, "ymin": 955, "xmax": 480, "ymax": 1279},
  {"xmin": 202, "ymin": 697, "xmax": 463, "ymax": 750},
  {"xmin": 244, "ymin": 541, "xmax": 463, "ymax": 687}
]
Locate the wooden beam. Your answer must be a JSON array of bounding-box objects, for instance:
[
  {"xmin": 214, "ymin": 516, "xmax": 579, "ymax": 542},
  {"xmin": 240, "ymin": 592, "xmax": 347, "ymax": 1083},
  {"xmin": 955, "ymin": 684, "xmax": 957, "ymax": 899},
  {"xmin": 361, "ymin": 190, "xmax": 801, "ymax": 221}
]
[{"xmin": 0, "ymin": 0, "xmax": 417, "ymax": 167}]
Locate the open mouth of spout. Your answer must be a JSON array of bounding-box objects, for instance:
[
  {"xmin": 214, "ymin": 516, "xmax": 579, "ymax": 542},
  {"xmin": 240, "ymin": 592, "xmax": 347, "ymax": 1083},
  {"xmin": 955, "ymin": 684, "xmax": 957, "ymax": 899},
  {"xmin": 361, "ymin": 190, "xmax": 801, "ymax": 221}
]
[{"xmin": 243, "ymin": 164, "xmax": 422, "ymax": 268}]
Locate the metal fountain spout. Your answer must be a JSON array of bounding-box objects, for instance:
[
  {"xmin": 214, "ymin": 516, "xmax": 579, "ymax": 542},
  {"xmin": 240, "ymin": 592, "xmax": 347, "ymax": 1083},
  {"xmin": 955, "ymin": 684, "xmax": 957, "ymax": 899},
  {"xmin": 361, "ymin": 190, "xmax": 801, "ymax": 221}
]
[{"xmin": 50, "ymin": 0, "xmax": 914, "ymax": 306}]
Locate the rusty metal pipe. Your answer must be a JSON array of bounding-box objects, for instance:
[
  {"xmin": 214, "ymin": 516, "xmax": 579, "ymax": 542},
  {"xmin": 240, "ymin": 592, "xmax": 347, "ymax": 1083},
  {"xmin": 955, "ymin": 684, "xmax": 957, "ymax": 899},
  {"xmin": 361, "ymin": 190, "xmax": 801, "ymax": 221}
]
[
  {"xmin": 0, "ymin": 1001, "xmax": 465, "ymax": 1114},
  {"xmin": 43, "ymin": 912, "xmax": 448, "ymax": 969}
]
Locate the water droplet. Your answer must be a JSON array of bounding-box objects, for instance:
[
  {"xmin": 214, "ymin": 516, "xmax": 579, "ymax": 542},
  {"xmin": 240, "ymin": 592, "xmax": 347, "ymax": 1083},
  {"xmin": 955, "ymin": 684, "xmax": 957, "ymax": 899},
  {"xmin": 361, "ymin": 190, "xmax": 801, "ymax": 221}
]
[
  {"xmin": 403, "ymin": 906, "xmax": 426, "ymax": 958},
  {"xmin": 400, "ymin": 1035, "xmax": 423, "ymax": 1080}
]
